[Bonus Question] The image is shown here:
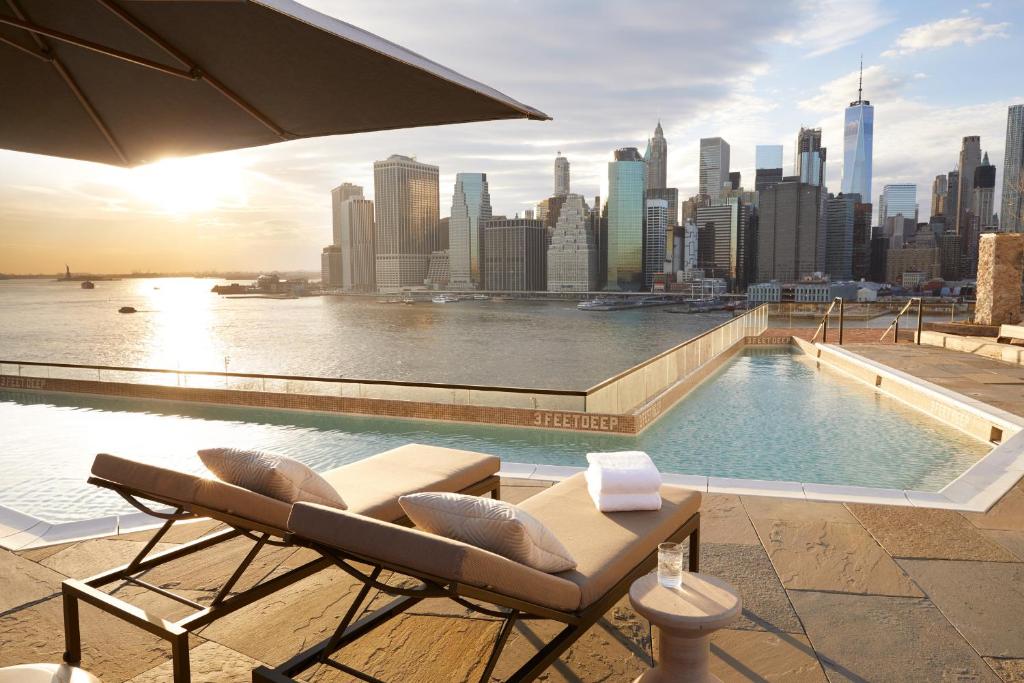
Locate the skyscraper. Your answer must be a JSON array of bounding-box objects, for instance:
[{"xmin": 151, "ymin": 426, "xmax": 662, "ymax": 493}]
[
  {"xmin": 930, "ymin": 174, "xmax": 948, "ymax": 220},
  {"xmin": 956, "ymin": 136, "xmax": 981, "ymax": 234},
  {"xmin": 841, "ymin": 60, "xmax": 873, "ymax": 201},
  {"xmin": 878, "ymin": 184, "xmax": 918, "ymax": 224},
  {"xmin": 448, "ymin": 172, "xmax": 492, "ymax": 289},
  {"xmin": 646, "ymin": 187, "xmax": 679, "ymax": 226},
  {"xmin": 331, "ymin": 182, "xmax": 364, "ymax": 245},
  {"xmin": 644, "ymin": 122, "xmax": 667, "ymax": 190},
  {"xmin": 482, "ymin": 216, "xmax": 546, "ymax": 291},
  {"xmin": 946, "ymin": 168, "xmax": 960, "ymax": 230},
  {"xmin": 606, "ymin": 147, "xmax": 646, "ymax": 290},
  {"xmin": 547, "ymin": 194, "xmax": 596, "ymax": 292},
  {"xmin": 338, "ymin": 196, "xmax": 376, "ymax": 292},
  {"xmin": 699, "ymin": 137, "xmax": 730, "ymax": 198},
  {"xmin": 757, "ymin": 179, "xmax": 826, "ymax": 282},
  {"xmin": 554, "ymin": 153, "xmax": 570, "ymax": 197},
  {"xmin": 973, "ymin": 152, "xmax": 996, "ymax": 229},
  {"xmin": 794, "ymin": 127, "xmax": 825, "ymax": 186},
  {"xmin": 321, "ymin": 245, "xmax": 342, "ymax": 289},
  {"xmin": 826, "ymin": 193, "xmax": 858, "ymax": 280},
  {"xmin": 852, "ymin": 199, "xmax": 873, "ymax": 280},
  {"xmin": 372, "ymin": 154, "xmax": 440, "ymax": 290},
  {"xmin": 1002, "ymin": 104, "xmax": 1024, "ymax": 232},
  {"xmin": 695, "ymin": 196, "xmax": 752, "ymax": 287},
  {"xmin": 755, "ymin": 145, "xmax": 784, "ymax": 192},
  {"xmin": 643, "ymin": 199, "xmax": 668, "ymax": 290}
]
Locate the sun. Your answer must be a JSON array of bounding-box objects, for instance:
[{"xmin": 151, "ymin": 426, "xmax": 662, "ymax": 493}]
[{"xmin": 125, "ymin": 155, "xmax": 248, "ymax": 215}]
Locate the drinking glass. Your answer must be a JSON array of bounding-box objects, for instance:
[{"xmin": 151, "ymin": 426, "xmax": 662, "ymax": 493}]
[{"xmin": 657, "ymin": 542, "xmax": 683, "ymax": 588}]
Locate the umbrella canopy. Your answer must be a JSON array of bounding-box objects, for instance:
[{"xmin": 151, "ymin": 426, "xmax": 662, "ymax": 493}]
[{"xmin": 0, "ymin": 0, "xmax": 549, "ymax": 167}]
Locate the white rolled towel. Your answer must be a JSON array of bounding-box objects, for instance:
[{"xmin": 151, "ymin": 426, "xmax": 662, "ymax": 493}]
[
  {"xmin": 585, "ymin": 451, "xmax": 662, "ymax": 494},
  {"xmin": 586, "ymin": 487, "xmax": 663, "ymax": 512}
]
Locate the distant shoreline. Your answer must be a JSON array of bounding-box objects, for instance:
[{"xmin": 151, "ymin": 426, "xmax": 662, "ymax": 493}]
[{"xmin": 0, "ymin": 271, "xmax": 319, "ymax": 281}]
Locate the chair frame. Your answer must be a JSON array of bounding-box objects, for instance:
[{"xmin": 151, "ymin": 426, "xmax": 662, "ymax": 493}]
[
  {"xmin": 60, "ymin": 473, "xmax": 501, "ymax": 683},
  {"xmin": 252, "ymin": 510, "xmax": 700, "ymax": 683}
]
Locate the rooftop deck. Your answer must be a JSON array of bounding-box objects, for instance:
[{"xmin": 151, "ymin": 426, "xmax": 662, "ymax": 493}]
[{"xmin": 2, "ymin": 341, "xmax": 1023, "ymax": 681}]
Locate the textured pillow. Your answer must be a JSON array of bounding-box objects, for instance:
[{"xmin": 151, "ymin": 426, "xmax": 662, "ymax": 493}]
[
  {"xmin": 198, "ymin": 448, "xmax": 346, "ymax": 510},
  {"xmin": 399, "ymin": 492, "xmax": 575, "ymax": 573}
]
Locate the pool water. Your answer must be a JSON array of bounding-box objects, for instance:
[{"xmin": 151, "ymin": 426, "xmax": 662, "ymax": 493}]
[{"xmin": 0, "ymin": 348, "xmax": 988, "ymax": 523}]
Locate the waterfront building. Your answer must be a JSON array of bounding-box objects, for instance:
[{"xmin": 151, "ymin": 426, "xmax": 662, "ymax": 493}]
[
  {"xmin": 373, "ymin": 154, "xmax": 440, "ymax": 290},
  {"xmin": 1002, "ymin": 104, "xmax": 1024, "ymax": 231},
  {"xmin": 320, "ymin": 245, "xmax": 342, "ymax": 289},
  {"xmin": 695, "ymin": 196, "xmax": 753, "ymax": 290},
  {"xmin": 974, "ymin": 152, "xmax": 997, "ymax": 229},
  {"xmin": 606, "ymin": 147, "xmax": 646, "ymax": 290},
  {"xmin": 878, "ymin": 184, "xmax": 918, "ymax": 225},
  {"xmin": 841, "ymin": 62, "xmax": 873, "ymax": 200},
  {"xmin": 931, "ymin": 174, "xmax": 948, "ymax": 220},
  {"xmin": 755, "ymin": 145, "xmax": 784, "ymax": 193},
  {"xmin": 554, "ymin": 153, "xmax": 570, "ymax": 197},
  {"xmin": 482, "ymin": 216, "xmax": 546, "ymax": 291},
  {"xmin": 425, "ymin": 249, "xmax": 450, "ymax": 289},
  {"xmin": 643, "ymin": 199, "xmax": 668, "ymax": 290},
  {"xmin": 852, "ymin": 200, "xmax": 873, "ymax": 280},
  {"xmin": 956, "ymin": 136, "xmax": 981, "ymax": 234},
  {"xmin": 330, "ymin": 182, "xmax": 364, "ymax": 245},
  {"xmin": 644, "ymin": 122, "xmax": 667, "ymax": 190},
  {"xmin": 448, "ymin": 172, "xmax": 492, "ymax": 289},
  {"xmin": 794, "ymin": 127, "xmax": 825, "ymax": 187},
  {"xmin": 826, "ymin": 193, "xmax": 858, "ymax": 281},
  {"xmin": 886, "ymin": 226, "xmax": 940, "ymax": 286},
  {"xmin": 547, "ymin": 194, "xmax": 596, "ymax": 292},
  {"xmin": 699, "ymin": 137, "xmax": 730, "ymax": 198},
  {"xmin": 756, "ymin": 179, "xmax": 826, "ymax": 282}
]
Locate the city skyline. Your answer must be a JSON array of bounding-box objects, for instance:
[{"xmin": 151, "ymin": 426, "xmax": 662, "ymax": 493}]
[{"xmin": 0, "ymin": 0, "xmax": 1021, "ymax": 273}]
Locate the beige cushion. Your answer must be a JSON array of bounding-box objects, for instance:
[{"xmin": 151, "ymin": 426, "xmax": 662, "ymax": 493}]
[
  {"xmin": 198, "ymin": 448, "xmax": 346, "ymax": 510},
  {"xmin": 399, "ymin": 493, "xmax": 575, "ymax": 573},
  {"xmin": 321, "ymin": 444, "xmax": 499, "ymax": 521},
  {"xmin": 518, "ymin": 472, "xmax": 702, "ymax": 609},
  {"xmin": 288, "ymin": 502, "xmax": 582, "ymax": 612}
]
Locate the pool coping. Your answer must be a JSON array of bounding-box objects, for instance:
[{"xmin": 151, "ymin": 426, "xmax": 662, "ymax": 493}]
[{"xmin": 3, "ymin": 339, "xmax": 1023, "ymax": 551}]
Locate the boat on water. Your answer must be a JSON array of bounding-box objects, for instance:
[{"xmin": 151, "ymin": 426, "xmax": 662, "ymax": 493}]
[
  {"xmin": 431, "ymin": 294, "xmax": 459, "ymax": 304},
  {"xmin": 118, "ymin": 306, "xmax": 137, "ymax": 314},
  {"xmin": 473, "ymin": 294, "xmax": 490, "ymax": 301},
  {"xmin": 80, "ymin": 281, "xmax": 95, "ymax": 289}
]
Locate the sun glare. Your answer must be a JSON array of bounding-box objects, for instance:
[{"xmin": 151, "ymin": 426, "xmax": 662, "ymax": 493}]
[{"xmin": 125, "ymin": 156, "xmax": 248, "ymax": 215}]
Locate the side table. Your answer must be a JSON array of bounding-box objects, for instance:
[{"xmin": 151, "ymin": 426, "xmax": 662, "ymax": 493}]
[{"xmin": 629, "ymin": 572, "xmax": 742, "ymax": 683}]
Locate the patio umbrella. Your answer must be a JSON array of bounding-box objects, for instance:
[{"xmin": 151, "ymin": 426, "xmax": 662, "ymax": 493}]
[{"xmin": 0, "ymin": 0, "xmax": 549, "ymax": 167}]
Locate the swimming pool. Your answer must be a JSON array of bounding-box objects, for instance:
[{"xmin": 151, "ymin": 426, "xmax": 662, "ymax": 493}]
[{"xmin": 0, "ymin": 347, "xmax": 989, "ymax": 523}]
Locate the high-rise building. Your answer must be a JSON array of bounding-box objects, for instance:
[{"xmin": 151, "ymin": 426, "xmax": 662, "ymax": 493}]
[
  {"xmin": 337, "ymin": 197, "xmax": 376, "ymax": 291},
  {"xmin": 826, "ymin": 193, "xmax": 858, "ymax": 280},
  {"xmin": 930, "ymin": 174, "xmax": 948, "ymax": 220},
  {"xmin": 841, "ymin": 61, "xmax": 873, "ymax": 201},
  {"xmin": 554, "ymin": 153, "xmax": 570, "ymax": 197},
  {"xmin": 852, "ymin": 200, "xmax": 873, "ymax": 280},
  {"xmin": 547, "ymin": 194, "xmax": 596, "ymax": 292},
  {"xmin": 331, "ymin": 182, "xmax": 364, "ymax": 245},
  {"xmin": 372, "ymin": 154, "xmax": 440, "ymax": 290},
  {"xmin": 699, "ymin": 137, "xmax": 730, "ymax": 198},
  {"xmin": 695, "ymin": 196, "xmax": 752, "ymax": 289},
  {"xmin": 794, "ymin": 127, "xmax": 825, "ymax": 186},
  {"xmin": 643, "ymin": 199, "xmax": 668, "ymax": 290},
  {"xmin": 878, "ymin": 184, "xmax": 918, "ymax": 225},
  {"xmin": 755, "ymin": 145, "xmax": 784, "ymax": 193},
  {"xmin": 645, "ymin": 187, "xmax": 679, "ymax": 226},
  {"xmin": 683, "ymin": 222, "xmax": 698, "ymax": 272},
  {"xmin": 1001, "ymin": 104, "xmax": 1024, "ymax": 232},
  {"xmin": 946, "ymin": 169, "xmax": 960, "ymax": 229},
  {"xmin": 973, "ymin": 152, "xmax": 997, "ymax": 229},
  {"xmin": 956, "ymin": 136, "xmax": 981, "ymax": 234},
  {"xmin": 644, "ymin": 122, "xmax": 667, "ymax": 190},
  {"xmin": 321, "ymin": 245, "xmax": 342, "ymax": 289},
  {"xmin": 591, "ymin": 196, "xmax": 607, "ymax": 287},
  {"xmin": 756, "ymin": 179, "xmax": 826, "ymax": 282},
  {"xmin": 448, "ymin": 172, "xmax": 492, "ymax": 289},
  {"xmin": 938, "ymin": 232, "xmax": 963, "ymax": 281},
  {"xmin": 729, "ymin": 172, "xmax": 741, "ymax": 191},
  {"xmin": 482, "ymin": 216, "xmax": 546, "ymax": 292},
  {"xmin": 606, "ymin": 147, "xmax": 646, "ymax": 290}
]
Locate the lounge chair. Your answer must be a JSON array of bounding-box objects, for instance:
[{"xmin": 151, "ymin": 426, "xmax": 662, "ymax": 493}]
[
  {"xmin": 252, "ymin": 472, "xmax": 701, "ymax": 683},
  {"xmin": 61, "ymin": 444, "xmax": 500, "ymax": 683}
]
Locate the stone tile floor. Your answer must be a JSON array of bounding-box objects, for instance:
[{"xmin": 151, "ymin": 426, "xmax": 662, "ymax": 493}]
[{"xmin": 1, "ymin": 343, "xmax": 1023, "ymax": 681}]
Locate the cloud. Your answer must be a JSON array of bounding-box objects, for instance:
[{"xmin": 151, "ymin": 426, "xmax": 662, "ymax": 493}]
[
  {"xmin": 777, "ymin": 0, "xmax": 892, "ymax": 57},
  {"xmin": 882, "ymin": 15, "xmax": 1010, "ymax": 57},
  {"xmin": 797, "ymin": 65, "xmax": 908, "ymax": 112}
]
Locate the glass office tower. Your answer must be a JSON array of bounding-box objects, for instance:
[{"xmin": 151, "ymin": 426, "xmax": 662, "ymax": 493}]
[
  {"xmin": 606, "ymin": 147, "xmax": 646, "ymax": 290},
  {"xmin": 841, "ymin": 67, "xmax": 873, "ymax": 201}
]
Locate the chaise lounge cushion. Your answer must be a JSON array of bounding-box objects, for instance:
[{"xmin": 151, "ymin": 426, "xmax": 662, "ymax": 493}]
[
  {"xmin": 198, "ymin": 448, "xmax": 347, "ymax": 510},
  {"xmin": 517, "ymin": 473, "xmax": 701, "ymax": 609},
  {"xmin": 398, "ymin": 492, "xmax": 576, "ymax": 573},
  {"xmin": 320, "ymin": 444, "xmax": 500, "ymax": 522},
  {"xmin": 288, "ymin": 502, "xmax": 582, "ymax": 612}
]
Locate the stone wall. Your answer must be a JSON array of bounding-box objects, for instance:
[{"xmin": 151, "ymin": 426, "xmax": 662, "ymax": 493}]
[{"xmin": 975, "ymin": 233, "xmax": 1024, "ymax": 326}]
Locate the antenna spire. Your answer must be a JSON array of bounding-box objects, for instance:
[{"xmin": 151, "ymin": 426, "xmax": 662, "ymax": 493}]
[{"xmin": 857, "ymin": 54, "xmax": 863, "ymax": 102}]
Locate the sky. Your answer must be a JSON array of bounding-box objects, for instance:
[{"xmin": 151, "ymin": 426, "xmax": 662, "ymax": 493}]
[{"xmin": 1, "ymin": 0, "xmax": 1022, "ymax": 274}]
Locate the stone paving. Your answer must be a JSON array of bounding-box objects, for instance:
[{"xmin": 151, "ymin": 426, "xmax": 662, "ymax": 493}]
[{"xmin": 1, "ymin": 342, "xmax": 1023, "ymax": 681}]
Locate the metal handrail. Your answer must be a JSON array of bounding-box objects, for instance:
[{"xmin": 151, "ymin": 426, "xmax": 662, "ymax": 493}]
[
  {"xmin": 811, "ymin": 298, "xmax": 845, "ymax": 345},
  {"xmin": 879, "ymin": 297, "xmax": 923, "ymax": 344}
]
